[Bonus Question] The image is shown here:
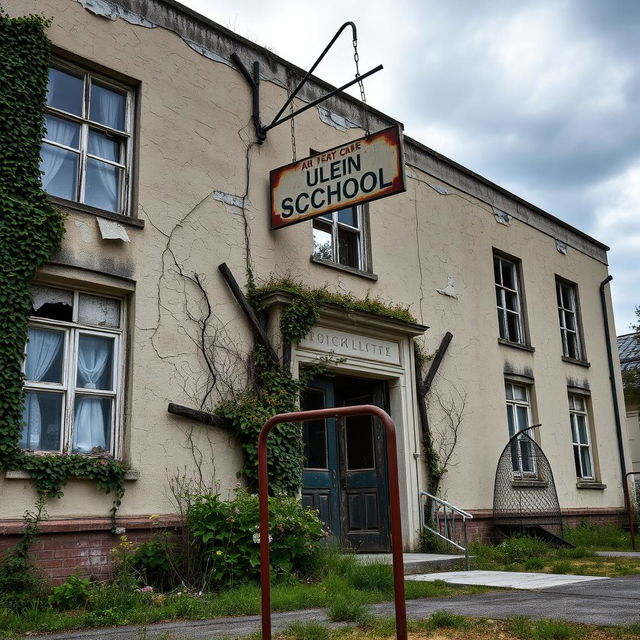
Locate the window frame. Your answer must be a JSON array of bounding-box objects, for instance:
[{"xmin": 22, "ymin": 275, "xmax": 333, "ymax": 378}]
[
  {"xmin": 504, "ymin": 381, "xmax": 536, "ymax": 477},
  {"xmin": 494, "ymin": 252, "xmax": 529, "ymax": 346},
  {"xmin": 556, "ymin": 277, "xmax": 586, "ymax": 362},
  {"xmin": 42, "ymin": 58, "xmax": 134, "ymax": 216},
  {"xmin": 568, "ymin": 394, "xmax": 595, "ymax": 480},
  {"xmin": 22, "ymin": 287, "xmax": 125, "ymax": 457},
  {"xmin": 312, "ymin": 205, "xmax": 371, "ymax": 273}
]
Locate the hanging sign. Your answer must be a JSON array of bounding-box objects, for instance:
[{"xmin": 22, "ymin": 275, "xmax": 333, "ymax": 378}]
[{"xmin": 270, "ymin": 125, "xmax": 405, "ymax": 230}]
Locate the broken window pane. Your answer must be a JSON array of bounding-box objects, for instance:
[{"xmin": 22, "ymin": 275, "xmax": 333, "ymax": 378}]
[{"xmin": 30, "ymin": 286, "xmax": 73, "ymax": 322}]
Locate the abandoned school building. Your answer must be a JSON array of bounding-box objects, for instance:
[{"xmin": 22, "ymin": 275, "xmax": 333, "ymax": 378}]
[
  {"xmin": 1, "ymin": 0, "xmax": 632, "ymax": 581},
  {"xmin": 618, "ymin": 333, "xmax": 640, "ymax": 473}
]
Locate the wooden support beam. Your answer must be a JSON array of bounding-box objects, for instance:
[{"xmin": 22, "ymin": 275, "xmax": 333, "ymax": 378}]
[
  {"xmin": 218, "ymin": 263, "xmax": 280, "ymax": 365},
  {"xmin": 168, "ymin": 402, "xmax": 228, "ymax": 428},
  {"xmin": 423, "ymin": 331, "xmax": 453, "ymax": 393}
]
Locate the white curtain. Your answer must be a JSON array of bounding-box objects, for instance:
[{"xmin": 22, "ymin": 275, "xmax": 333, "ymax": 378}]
[
  {"xmin": 20, "ymin": 329, "xmax": 63, "ymax": 449},
  {"xmin": 40, "ymin": 117, "xmax": 77, "ymax": 192},
  {"xmin": 73, "ymin": 336, "xmax": 111, "ymax": 452},
  {"xmin": 89, "ymin": 87, "xmax": 122, "ymax": 210}
]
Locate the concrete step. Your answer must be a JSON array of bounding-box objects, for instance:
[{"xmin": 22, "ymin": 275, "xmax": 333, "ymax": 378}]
[{"xmin": 356, "ymin": 552, "xmax": 467, "ymax": 574}]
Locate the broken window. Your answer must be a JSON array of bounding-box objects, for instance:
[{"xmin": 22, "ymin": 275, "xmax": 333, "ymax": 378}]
[
  {"xmin": 312, "ymin": 206, "xmax": 369, "ymax": 271},
  {"xmin": 22, "ymin": 285, "xmax": 124, "ymax": 455},
  {"xmin": 494, "ymin": 253, "xmax": 527, "ymax": 345},
  {"xmin": 556, "ymin": 279, "xmax": 584, "ymax": 360}
]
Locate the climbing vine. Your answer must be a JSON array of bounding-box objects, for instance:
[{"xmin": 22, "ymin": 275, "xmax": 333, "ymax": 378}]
[
  {"xmin": 214, "ymin": 276, "xmax": 416, "ymax": 494},
  {"xmin": 0, "ymin": 12, "xmax": 126, "ymax": 527}
]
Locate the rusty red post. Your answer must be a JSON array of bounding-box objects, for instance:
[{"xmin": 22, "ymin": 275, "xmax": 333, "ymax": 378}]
[{"xmin": 258, "ymin": 404, "xmax": 407, "ymax": 640}]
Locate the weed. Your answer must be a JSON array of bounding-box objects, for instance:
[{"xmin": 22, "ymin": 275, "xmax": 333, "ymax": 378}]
[
  {"xmin": 507, "ymin": 615, "xmax": 533, "ymax": 638},
  {"xmin": 524, "ymin": 558, "xmax": 545, "ymax": 571},
  {"xmin": 346, "ymin": 561, "xmax": 392, "ymax": 592},
  {"xmin": 564, "ymin": 523, "xmax": 632, "ymax": 551},
  {"xmin": 531, "ymin": 618, "xmax": 581, "ymax": 639},
  {"xmin": 427, "ymin": 609, "xmax": 468, "ymax": 629},
  {"xmin": 550, "ymin": 561, "xmax": 572, "ymax": 575},
  {"xmin": 48, "ymin": 575, "xmax": 91, "ymax": 610},
  {"xmin": 327, "ymin": 595, "xmax": 369, "ymax": 623},
  {"xmin": 284, "ymin": 620, "xmax": 330, "ymax": 640}
]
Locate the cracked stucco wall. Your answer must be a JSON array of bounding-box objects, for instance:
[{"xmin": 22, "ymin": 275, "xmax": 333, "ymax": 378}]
[{"xmin": 0, "ymin": 0, "xmax": 627, "ymax": 525}]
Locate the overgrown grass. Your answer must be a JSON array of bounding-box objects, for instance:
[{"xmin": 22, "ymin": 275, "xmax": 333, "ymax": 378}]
[
  {"xmin": 564, "ymin": 523, "xmax": 634, "ymax": 551},
  {"xmin": 470, "ymin": 527, "xmax": 640, "ymax": 577},
  {"xmin": 0, "ymin": 547, "xmax": 484, "ymax": 635}
]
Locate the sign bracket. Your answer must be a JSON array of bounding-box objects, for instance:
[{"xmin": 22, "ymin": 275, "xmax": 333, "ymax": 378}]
[{"xmin": 231, "ymin": 22, "xmax": 383, "ymax": 144}]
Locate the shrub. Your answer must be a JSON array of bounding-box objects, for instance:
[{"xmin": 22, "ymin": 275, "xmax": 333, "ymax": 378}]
[
  {"xmin": 131, "ymin": 533, "xmax": 175, "ymax": 591},
  {"xmin": 496, "ymin": 536, "xmax": 550, "ymax": 564},
  {"xmin": 523, "ymin": 557, "xmax": 545, "ymax": 571},
  {"xmin": 550, "ymin": 561, "xmax": 572, "ymax": 575},
  {"xmin": 428, "ymin": 610, "xmax": 467, "ymax": 629},
  {"xmin": 48, "ymin": 575, "xmax": 91, "ymax": 610},
  {"xmin": 564, "ymin": 523, "xmax": 631, "ymax": 550},
  {"xmin": 187, "ymin": 489, "xmax": 325, "ymax": 589}
]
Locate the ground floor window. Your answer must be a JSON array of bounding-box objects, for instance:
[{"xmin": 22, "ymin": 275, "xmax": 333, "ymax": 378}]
[
  {"xmin": 569, "ymin": 394, "xmax": 595, "ymax": 479},
  {"xmin": 21, "ymin": 285, "xmax": 123, "ymax": 455},
  {"xmin": 505, "ymin": 381, "xmax": 535, "ymax": 475}
]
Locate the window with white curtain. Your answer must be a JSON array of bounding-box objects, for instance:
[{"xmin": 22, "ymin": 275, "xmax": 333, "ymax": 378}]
[
  {"xmin": 21, "ymin": 285, "xmax": 123, "ymax": 455},
  {"xmin": 40, "ymin": 62, "xmax": 132, "ymax": 215}
]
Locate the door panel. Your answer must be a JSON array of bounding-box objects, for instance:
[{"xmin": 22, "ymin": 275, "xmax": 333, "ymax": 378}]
[{"xmin": 302, "ymin": 375, "xmax": 390, "ymax": 552}]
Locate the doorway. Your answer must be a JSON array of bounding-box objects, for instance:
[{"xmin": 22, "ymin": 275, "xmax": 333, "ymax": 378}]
[{"xmin": 301, "ymin": 375, "xmax": 391, "ymax": 552}]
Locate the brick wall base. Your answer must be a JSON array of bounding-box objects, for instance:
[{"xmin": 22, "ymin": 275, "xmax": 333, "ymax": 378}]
[
  {"xmin": 0, "ymin": 507, "xmax": 629, "ymax": 583},
  {"xmin": 0, "ymin": 515, "xmax": 181, "ymax": 584}
]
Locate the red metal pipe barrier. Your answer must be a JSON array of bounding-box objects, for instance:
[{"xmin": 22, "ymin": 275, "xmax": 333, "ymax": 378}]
[
  {"xmin": 258, "ymin": 405, "xmax": 407, "ymax": 640},
  {"xmin": 624, "ymin": 471, "xmax": 640, "ymax": 550}
]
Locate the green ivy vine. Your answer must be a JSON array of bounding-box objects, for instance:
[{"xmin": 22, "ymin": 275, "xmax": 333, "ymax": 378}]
[
  {"xmin": 216, "ymin": 277, "xmax": 416, "ymax": 494},
  {"xmin": 0, "ymin": 12, "xmax": 126, "ymax": 528}
]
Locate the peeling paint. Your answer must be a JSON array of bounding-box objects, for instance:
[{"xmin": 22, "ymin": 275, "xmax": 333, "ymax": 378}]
[
  {"xmin": 76, "ymin": 0, "xmax": 156, "ymax": 28},
  {"xmin": 436, "ymin": 274, "xmax": 458, "ymax": 299},
  {"xmin": 555, "ymin": 239, "xmax": 568, "ymax": 255},
  {"xmin": 493, "ymin": 206, "xmax": 511, "ymax": 226},
  {"xmin": 74, "ymin": 219, "xmax": 92, "ymax": 243},
  {"xmin": 317, "ymin": 106, "xmax": 359, "ymax": 132},
  {"xmin": 212, "ymin": 190, "xmax": 246, "ymax": 209},
  {"xmin": 97, "ymin": 217, "xmax": 131, "ymax": 242},
  {"xmin": 183, "ymin": 38, "xmax": 229, "ymax": 65},
  {"xmin": 427, "ymin": 182, "xmax": 450, "ymax": 195}
]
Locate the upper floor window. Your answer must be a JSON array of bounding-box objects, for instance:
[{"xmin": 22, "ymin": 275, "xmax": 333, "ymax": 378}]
[
  {"xmin": 312, "ymin": 206, "xmax": 368, "ymax": 272},
  {"xmin": 505, "ymin": 382, "xmax": 535, "ymax": 475},
  {"xmin": 494, "ymin": 254, "xmax": 526, "ymax": 345},
  {"xmin": 41, "ymin": 63, "xmax": 132, "ymax": 215},
  {"xmin": 21, "ymin": 285, "xmax": 124, "ymax": 455},
  {"xmin": 568, "ymin": 394, "xmax": 595, "ymax": 480},
  {"xmin": 557, "ymin": 279, "xmax": 583, "ymax": 360}
]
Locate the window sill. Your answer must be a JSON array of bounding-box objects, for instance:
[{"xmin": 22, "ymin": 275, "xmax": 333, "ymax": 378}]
[
  {"xmin": 4, "ymin": 469, "xmax": 140, "ymax": 481},
  {"xmin": 512, "ymin": 479, "xmax": 548, "ymax": 488},
  {"xmin": 311, "ymin": 256, "xmax": 378, "ymax": 281},
  {"xmin": 576, "ymin": 480, "xmax": 606, "ymax": 490},
  {"xmin": 498, "ymin": 338, "xmax": 535, "ymax": 353},
  {"xmin": 562, "ymin": 356, "xmax": 591, "ymax": 368},
  {"xmin": 50, "ymin": 196, "xmax": 145, "ymax": 229}
]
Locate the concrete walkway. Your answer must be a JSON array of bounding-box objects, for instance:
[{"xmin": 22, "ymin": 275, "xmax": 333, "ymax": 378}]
[
  {"xmin": 407, "ymin": 569, "xmax": 608, "ymax": 589},
  {"xmin": 35, "ymin": 573, "xmax": 640, "ymax": 639},
  {"xmin": 357, "ymin": 552, "xmax": 466, "ymax": 573}
]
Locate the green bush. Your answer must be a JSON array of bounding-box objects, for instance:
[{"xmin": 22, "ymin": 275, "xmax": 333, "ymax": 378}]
[
  {"xmin": 131, "ymin": 534, "xmax": 175, "ymax": 591},
  {"xmin": 284, "ymin": 620, "xmax": 330, "ymax": 640},
  {"xmin": 550, "ymin": 561, "xmax": 572, "ymax": 575},
  {"xmin": 187, "ymin": 489, "xmax": 325, "ymax": 589},
  {"xmin": 48, "ymin": 575, "xmax": 91, "ymax": 610},
  {"xmin": 427, "ymin": 610, "xmax": 467, "ymax": 629},
  {"xmin": 564, "ymin": 523, "xmax": 631, "ymax": 550}
]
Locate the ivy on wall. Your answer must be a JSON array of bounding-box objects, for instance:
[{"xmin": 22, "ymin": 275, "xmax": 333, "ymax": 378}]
[
  {"xmin": 216, "ymin": 277, "xmax": 416, "ymax": 495},
  {"xmin": 0, "ymin": 12, "xmax": 125, "ymax": 525}
]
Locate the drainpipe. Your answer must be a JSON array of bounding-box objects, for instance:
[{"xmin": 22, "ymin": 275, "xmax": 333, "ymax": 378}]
[{"xmin": 599, "ymin": 275, "xmax": 627, "ymax": 479}]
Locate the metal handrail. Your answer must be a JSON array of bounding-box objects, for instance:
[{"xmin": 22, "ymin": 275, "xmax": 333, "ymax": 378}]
[{"xmin": 420, "ymin": 491, "xmax": 473, "ymax": 570}]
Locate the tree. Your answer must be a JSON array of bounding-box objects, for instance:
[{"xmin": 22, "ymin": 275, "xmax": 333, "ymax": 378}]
[{"xmin": 621, "ymin": 306, "xmax": 640, "ymax": 406}]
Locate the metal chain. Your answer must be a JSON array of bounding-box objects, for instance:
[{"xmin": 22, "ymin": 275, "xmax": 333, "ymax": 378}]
[
  {"xmin": 353, "ymin": 37, "xmax": 370, "ymax": 136},
  {"xmin": 288, "ymin": 78, "xmax": 297, "ymax": 162}
]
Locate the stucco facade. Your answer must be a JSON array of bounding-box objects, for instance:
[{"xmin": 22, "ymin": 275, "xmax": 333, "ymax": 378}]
[{"xmin": 1, "ymin": 0, "xmax": 631, "ymax": 578}]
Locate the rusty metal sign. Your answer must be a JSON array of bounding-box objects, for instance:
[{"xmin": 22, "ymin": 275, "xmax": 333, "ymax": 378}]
[{"xmin": 270, "ymin": 125, "xmax": 406, "ymax": 230}]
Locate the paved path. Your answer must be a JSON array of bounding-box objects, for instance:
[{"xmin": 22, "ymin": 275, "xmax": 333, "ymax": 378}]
[
  {"xmin": 407, "ymin": 569, "xmax": 609, "ymax": 589},
  {"xmin": 34, "ymin": 573, "xmax": 640, "ymax": 640}
]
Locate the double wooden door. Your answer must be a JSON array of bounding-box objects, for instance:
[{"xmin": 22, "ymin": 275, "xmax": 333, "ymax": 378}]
[{"xmin": 301, "ymin": 375, "xmax": 390, "ymax": 552}]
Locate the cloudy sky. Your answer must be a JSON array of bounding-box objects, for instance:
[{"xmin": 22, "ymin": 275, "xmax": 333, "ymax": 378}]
[{"xmin": 183, "ymin": 0, "xmax": 639, "ymax": 333}]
